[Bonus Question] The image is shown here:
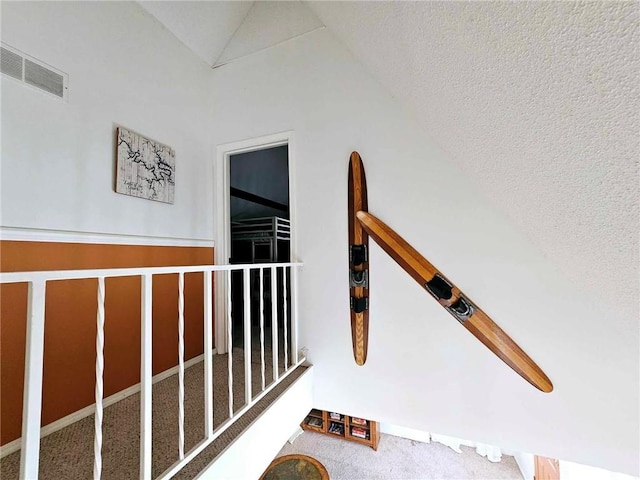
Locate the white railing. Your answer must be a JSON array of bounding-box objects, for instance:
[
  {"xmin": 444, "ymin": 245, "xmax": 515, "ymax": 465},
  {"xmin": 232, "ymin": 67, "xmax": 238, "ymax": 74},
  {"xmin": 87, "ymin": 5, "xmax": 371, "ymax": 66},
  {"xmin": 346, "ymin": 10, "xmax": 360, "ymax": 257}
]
[{"xmin": 0, "ymin": 261, "xmax": 304, "ymax": 480}]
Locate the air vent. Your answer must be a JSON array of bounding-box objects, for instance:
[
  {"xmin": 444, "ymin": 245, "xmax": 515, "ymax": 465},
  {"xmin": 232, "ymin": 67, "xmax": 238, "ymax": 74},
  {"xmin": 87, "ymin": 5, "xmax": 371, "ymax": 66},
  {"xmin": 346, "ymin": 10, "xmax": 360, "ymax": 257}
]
[
  {"xmin": 25, "ymin": 59, "xmax": 64, "ymax": 97},
  {"xmin": 1, "ymin": 43, "xmax": 67, "ymax": 100},
  {"xmin": 1, "ymin": 47, "xmax": 22, "ymax": 80}
]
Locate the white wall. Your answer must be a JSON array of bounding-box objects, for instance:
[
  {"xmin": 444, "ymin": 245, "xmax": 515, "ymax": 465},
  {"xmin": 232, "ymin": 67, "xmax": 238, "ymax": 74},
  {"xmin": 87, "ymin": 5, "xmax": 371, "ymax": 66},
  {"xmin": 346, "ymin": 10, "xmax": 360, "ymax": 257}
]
[
  {"xmin": 1, "ymin": 1, "xmax": 214, "ymax": 242},
  {"xmin": 379, "ymin": 423, "xmax": 431, "ymax": 444},
  {"xmin": 209, "ymin": 29, "xmax": 639, "ymax": 475},
  {"xmin": 561, "ymin": 460, "xmax": 640, "ymax": 480}
]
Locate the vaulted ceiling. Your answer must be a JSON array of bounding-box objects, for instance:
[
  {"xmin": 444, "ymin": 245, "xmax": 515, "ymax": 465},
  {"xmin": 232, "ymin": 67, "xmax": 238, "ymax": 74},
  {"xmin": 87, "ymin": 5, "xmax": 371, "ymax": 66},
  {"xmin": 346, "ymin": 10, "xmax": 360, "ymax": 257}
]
[
  {"xmin": 138, "ymin": 1, "xmax": 638, "ymax": 317},
  {"xmin": 138, "ymin": 1, "xmax": 252, "ymax": 65},
  {"xmin": 138, "ymin": 1, "xmax": 323, "ymax": 66}
]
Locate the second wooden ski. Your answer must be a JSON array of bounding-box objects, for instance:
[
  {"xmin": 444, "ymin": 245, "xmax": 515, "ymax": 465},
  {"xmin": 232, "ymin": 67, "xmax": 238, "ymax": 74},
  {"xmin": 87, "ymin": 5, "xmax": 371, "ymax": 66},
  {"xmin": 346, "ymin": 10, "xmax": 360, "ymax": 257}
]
[{"xmin": 356, "ymin": 210, "xmax": 553, "ymax": 392}]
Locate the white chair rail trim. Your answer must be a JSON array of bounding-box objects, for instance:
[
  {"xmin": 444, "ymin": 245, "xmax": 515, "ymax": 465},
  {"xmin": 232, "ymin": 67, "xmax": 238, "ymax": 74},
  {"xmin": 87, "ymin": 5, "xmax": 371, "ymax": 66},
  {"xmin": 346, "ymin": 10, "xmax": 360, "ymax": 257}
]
[{"xmin": 0, "ymin": 226, "xmax": 215, "ymax": 247}]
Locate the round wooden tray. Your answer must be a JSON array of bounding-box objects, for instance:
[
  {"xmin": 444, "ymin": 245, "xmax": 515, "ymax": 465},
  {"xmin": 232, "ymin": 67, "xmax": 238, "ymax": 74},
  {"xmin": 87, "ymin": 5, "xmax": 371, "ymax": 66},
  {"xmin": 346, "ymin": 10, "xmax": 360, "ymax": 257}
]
[{"xmin": 260, "ymin": 454, "xmax": 329, "ymax": 480}]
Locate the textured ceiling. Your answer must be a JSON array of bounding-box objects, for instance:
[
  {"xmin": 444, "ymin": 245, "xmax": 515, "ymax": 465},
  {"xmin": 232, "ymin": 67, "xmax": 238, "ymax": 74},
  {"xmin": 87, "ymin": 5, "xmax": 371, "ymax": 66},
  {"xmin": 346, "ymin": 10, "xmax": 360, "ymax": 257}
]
[
  {"xmin": 307, "ymin": 1, "xmax": 639, "ymax": 317},
  {"xmin": 138, "ymin": 1, "xmax": 638, "ymax": 316}
]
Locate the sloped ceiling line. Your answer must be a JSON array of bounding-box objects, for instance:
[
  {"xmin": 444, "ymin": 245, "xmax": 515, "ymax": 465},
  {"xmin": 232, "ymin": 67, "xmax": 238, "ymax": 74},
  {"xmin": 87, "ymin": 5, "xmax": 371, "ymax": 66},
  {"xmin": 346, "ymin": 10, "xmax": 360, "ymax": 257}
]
[
  {"xmin": 212, "ymin": 1, "xmax": 256, "ymax": 67},
  {"xmin": 215, "ymin": 0, "xmax": 324, "ymax": 67},
  {"xmin": 137, "ymin": 1, "xmax": 255, "ymax": 65},
  {"xmin": 138, "ymin": 1, "xmax": 324, "ymax": 68}
]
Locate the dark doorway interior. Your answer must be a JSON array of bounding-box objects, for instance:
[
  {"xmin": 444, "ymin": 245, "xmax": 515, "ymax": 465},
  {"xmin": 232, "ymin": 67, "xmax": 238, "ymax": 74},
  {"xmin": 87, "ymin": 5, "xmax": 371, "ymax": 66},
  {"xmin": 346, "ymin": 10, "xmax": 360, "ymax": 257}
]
[
  {"xmin": 230, "ymin": 145, "xmax": 290, "ymax": 263},
  {"xmin": 228, "ymin": 146, "xmax": 291, "ymax": 372}
]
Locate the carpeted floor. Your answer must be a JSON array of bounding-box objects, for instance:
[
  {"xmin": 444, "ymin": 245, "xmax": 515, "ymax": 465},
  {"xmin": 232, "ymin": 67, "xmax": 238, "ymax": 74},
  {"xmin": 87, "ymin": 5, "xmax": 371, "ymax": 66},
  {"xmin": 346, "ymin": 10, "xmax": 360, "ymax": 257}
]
[
  {"xmin": 1, "ymin": 344, "xmax": 293, "ymax": 480},
  {"xmin": 172, "ymin": 366, "xmax": 307, "ymax": 480},
  {"xmin": 275, "ymin": 431, "xmax": 524, "ymax": 480}
]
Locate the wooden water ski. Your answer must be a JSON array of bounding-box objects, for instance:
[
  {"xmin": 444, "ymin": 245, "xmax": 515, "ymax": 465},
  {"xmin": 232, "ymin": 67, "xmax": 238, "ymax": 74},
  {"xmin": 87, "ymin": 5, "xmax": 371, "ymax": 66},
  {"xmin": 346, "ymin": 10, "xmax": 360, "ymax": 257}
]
[
  {"xmin": 348, "ymin": 152, "xmax": 369, "ymax": 365},
  {"xmin": 356, "ymin": 211, "xmax": 553, "ymax": 392}
]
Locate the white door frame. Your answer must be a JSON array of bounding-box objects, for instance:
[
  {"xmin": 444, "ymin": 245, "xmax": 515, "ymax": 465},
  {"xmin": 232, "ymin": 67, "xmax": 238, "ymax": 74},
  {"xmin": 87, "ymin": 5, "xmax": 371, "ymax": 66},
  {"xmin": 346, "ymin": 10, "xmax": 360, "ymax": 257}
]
[{"xmin": 214, "ymin": 131, "xmax": 297, "ymax": 354}]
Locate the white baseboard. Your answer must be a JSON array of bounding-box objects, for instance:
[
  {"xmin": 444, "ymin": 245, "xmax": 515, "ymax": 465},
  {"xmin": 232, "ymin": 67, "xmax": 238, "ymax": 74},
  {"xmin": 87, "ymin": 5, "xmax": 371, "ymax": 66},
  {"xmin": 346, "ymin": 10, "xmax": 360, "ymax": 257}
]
[
  {"xmin": 379, "ymin": 423, "xmax": 431, "ymax": 444},
  {"xmin": 380, "ymin": 426, "xmax": 509, "ymax": 465},
  {"xmin": 0, "ymin": 352, "xmax": 213, "ymax": 458},
  {"xmin": 287, "ymin": 426, "xmax": 304, "ymax": 444},
  {"xmin": 513, "ymin": 451, "xmax": 535, "ymax": 480}
]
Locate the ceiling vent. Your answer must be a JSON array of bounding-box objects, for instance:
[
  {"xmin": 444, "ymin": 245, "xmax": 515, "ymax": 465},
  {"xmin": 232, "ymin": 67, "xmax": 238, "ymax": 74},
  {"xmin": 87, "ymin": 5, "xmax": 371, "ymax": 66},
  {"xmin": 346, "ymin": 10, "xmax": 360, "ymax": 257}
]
[{"xmin": 1, "ymin": 43, "xmax": 68, "ymax": 101}]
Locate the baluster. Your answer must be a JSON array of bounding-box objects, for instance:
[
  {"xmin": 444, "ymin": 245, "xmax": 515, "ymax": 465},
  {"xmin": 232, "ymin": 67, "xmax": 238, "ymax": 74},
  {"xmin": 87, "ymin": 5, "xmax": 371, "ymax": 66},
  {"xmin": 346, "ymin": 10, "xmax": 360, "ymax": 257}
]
[
  {"xmin": 259, "ymin": 268, "xmax": 266, "ymax": 391},
  {"xmin": 271, "ymin": 266, "xmax": 278, "ymax": 382},
  {"xmin": 243, "ymin": 268, "xmax": 252, "ymax": 405},
  {"xmin": 94, "ymin": 277, "xmax": 106, "ymax": 480},
  {"xmin": 203, "ymin": 271, "xmax": 214, "ymax": 438},
  {"xmin": 140, "ymin": 274, "xmax": 153, "ymax": 480},
  {"xmin": 290, "ymin": 266, "xmax": 299, "ymax": 364},
  {"xmin": 283, "ymin": 267, "xmax": 289, "ymax": 371},
  {"xmin": 19, "ymin": 280, "xmax": 47, "ymax": 480},
  {"xmin": 177, "ymin": 273, "xmax": 185, "ymax": 460},
  {"xmin": 227, "ymin": 270, "xmax": 233, "ymax": 418}
]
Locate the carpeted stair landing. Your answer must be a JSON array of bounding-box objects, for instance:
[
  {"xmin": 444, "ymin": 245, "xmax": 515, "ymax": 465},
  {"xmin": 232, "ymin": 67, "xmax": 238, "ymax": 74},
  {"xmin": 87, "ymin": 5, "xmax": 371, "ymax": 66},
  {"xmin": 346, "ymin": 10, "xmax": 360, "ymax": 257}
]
[{"xmin": 1, "ymin": 349, "xmax": 304, "ymax": 480}]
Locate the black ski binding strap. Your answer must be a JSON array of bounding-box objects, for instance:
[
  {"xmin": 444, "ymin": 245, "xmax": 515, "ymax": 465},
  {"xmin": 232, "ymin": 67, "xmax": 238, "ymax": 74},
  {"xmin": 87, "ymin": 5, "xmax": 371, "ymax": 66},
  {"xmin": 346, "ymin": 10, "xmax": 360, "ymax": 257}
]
[
  {"xmin": 446, "ymin": 295, "xmax": 475, "ymax": 323},
  {"xmin": 350, "ymin": 270, "xmax": 368, "ymax": 288},
  {"xmin": 350, "ymin": 244, "xmax": 368, "ymax": 266},
  {"xmin": 350, "ymin": 296, "xmax": 368, "ymax": 313},
  {"xmin": 425, "ymin": 274, "xmax": 453, "ymax": 301}
]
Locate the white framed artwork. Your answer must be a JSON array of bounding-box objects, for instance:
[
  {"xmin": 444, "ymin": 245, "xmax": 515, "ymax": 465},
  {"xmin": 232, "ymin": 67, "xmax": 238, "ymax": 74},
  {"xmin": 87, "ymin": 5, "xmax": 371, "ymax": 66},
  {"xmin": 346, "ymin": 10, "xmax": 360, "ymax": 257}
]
[{"xmin": 116, "ymin": 127, "xmax": 175, "ymax": 203}]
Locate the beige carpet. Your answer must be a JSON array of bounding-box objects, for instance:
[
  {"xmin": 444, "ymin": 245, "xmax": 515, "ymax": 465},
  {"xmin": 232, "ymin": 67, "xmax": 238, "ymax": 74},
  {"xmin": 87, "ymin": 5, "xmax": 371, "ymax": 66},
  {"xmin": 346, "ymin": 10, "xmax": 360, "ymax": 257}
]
[
  {"xmin": 1, "ymin": 346, "xmax": 295, "ymax": 480},
  {"xmin": 276, "ymin": 431, "xmax": 524, "ymax": 480},
  {"xmin": 172, "ymin": 366, "xmax": 306, "ymax": 480}
]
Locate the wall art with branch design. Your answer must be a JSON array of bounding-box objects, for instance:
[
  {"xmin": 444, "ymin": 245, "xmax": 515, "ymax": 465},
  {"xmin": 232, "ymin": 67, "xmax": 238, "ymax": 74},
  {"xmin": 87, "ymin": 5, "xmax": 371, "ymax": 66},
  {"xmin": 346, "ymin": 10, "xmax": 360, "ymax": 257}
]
[{"xmin": 116, "ymin": 127, "xmax": 175, "ymax": 203}]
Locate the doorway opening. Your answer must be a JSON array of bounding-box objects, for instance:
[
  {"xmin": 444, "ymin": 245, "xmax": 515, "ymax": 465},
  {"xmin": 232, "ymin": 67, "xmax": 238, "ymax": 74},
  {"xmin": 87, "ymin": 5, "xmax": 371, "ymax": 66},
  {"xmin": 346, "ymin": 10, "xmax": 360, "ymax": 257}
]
[
  {"xmin": 214, "ymin": 131, "xmax": 296, "ymax": 357},
  {"xmin": 228, "ymin": 145, "xmax": 291, "ymax": 351}
]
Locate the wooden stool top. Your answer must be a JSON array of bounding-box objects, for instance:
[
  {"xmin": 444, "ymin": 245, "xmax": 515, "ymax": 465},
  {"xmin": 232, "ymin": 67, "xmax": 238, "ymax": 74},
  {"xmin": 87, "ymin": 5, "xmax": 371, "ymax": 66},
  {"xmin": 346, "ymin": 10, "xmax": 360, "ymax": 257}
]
[{"xmin": 260, "ymin": 454, "xmax": 329, "ymax": 480}]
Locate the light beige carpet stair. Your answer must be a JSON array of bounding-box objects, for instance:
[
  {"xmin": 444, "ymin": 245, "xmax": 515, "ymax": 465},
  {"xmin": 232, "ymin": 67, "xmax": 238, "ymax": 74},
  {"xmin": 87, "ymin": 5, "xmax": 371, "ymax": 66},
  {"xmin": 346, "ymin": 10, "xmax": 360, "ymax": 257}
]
[{"xmin": 1, "ymin": 347, "xmax": 299, "ymax": 480}]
